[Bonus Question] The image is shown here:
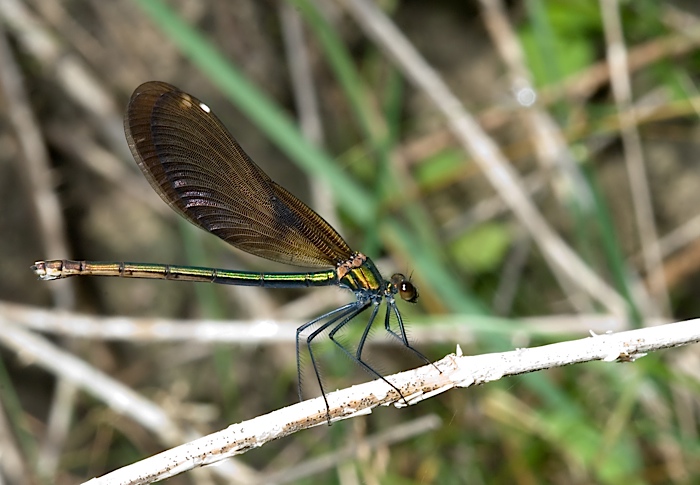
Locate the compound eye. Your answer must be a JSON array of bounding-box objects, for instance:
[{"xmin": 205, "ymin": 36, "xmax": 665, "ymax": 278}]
[{"xmin": 391, "ymin": 273, "xmax": 419, "ymax": 303}]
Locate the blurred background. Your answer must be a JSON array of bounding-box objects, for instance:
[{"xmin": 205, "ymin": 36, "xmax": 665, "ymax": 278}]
[{"xmin": 1, "ymin": 0, "xmax": 700, "ymax": 483}]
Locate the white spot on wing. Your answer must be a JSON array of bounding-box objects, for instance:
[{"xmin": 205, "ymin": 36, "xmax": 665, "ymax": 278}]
[{"xmin": 199, "ymin": 102, "xmax": 211, "ymax": 113}]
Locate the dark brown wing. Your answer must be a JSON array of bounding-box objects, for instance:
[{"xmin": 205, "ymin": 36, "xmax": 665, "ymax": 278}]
[{"xmin": 124, "ymin": 81, "xmax": 353, "ymax": 268}]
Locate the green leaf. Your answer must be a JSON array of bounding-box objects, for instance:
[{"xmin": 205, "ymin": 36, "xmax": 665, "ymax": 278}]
[{"xmin": 449, "ymin": 223, "xmax": 511, "ymax": 274}]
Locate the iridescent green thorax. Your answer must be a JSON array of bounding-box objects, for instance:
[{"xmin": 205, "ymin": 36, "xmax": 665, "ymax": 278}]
[
  {"xmin": 336, "ymin": 252, "xmax": 419, "ymax": 303},
  {"xmin": 336, "ymin": 253, "xmax": 383, "ymax": 294}
]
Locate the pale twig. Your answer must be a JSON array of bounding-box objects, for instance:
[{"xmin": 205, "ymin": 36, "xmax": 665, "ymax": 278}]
[
  {"xmin": 2, "ymin": 301, "xmax": 650, "ymax": 345},
  {"xmin": 258, "ymin": 414, "xmax": 441, "ymax": 484},
  {"xmin": 0, "ymin": 317, "xmax": 259, "ymax": 484},
  {"xmin": 71, "ymin": 316, "xmax": 700, "ymax": 484},
  {"xmin": 600, "ymin": 0, "xmax": 670, "ymax": 317},
  {"xmin": 339, "ymin": 0, "xmax": 627, "ymax": 318}
]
